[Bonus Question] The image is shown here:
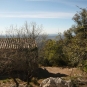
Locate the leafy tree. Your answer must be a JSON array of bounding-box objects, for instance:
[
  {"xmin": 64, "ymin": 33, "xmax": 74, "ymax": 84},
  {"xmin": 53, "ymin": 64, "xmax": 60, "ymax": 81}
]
[
  {"xmin": 72, "ymin": 7, "xmax": 87, "ymax": 62},
  {"xmin": 63, "ymin": 7, "xmax": 87, "ymax": 67},
  {"xmin": 41, "ymin": 35, "xmax": 68, "ymax": 66},
  {"xmin": 64, "ymin": 29, "xmax": 73, "ymax": 40},
  {"xmin": 43, "ymin": 39, "xmax": 56, "ymax": 66},
  {"xmin": 54, "ymin": 39, "xmax": 68, "ymax": 66},
  {"xmin": 72, "ymin": 8, "xmax": 87, "ymax": 38}
]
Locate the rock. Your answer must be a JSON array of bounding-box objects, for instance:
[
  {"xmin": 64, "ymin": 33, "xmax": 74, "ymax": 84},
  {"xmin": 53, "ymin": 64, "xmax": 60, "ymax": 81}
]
[
  {"xmin": 40, "ymin": 77, "xmax": 72, "ymax": 87},
  {"xmin": 65, "ymin": 80, "xmax": 72, "ymax": 87}
]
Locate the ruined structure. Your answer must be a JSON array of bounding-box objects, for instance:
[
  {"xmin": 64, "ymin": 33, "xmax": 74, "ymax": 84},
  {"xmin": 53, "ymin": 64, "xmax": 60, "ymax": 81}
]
[
  {"xmin": 0, "ymin": 38, "xmax": 38, "ymax": 74},
  {"xmin": 0, "ymin": 38, "xmax": 37, "ymax": 49}
]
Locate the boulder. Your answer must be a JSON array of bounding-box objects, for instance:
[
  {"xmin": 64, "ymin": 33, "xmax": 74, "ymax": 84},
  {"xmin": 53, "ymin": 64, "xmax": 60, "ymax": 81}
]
[{"xmin": 40, "ymin": 77, "xmax": 72, "ymax": 87}]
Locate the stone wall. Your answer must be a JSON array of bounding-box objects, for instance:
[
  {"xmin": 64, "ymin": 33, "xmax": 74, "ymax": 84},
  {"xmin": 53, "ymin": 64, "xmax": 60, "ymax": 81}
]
[
  {"xmin": 0, "ymin": 38, "xmax": 37, "ymax": 49},
  {"xmin": 0, "ymin": 38, "xmax": 38, "ymax": 72}
]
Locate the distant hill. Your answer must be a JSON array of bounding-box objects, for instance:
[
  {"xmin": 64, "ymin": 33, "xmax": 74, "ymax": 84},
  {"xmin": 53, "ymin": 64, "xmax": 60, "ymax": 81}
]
[
  {"xmin": 47, "ymin": 34, "xmax": 64, "ymax": 40},
  {"xmin": 0, "ymin": 34, "xmax": 64, "ymax": 40},
  {"xmin": 47, "ymin": 34, "xmax": 57, "ymax": 39},
  {"xmin": 0, "ymin": 35, "xmax": 6, "ymax": 38}
]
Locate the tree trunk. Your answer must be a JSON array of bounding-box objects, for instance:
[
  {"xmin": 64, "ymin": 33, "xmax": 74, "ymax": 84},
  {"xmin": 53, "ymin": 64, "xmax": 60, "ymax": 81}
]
[{"xmin": 13, "ymin": 77, "xmax": 19, "ymax": 87}]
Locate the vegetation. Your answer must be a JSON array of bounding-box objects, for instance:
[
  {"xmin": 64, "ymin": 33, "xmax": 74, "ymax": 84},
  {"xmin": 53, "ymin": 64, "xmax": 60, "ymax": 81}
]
[
  {"xmin": 0, "ymin": 7, "xmax": 87, "ymax": 87},
  {"xmin": 0, "ymin": 22, "xmax": 42, "ymax": 87},
  {"xmin": 39, "ymin": 7, "xmax": 87, "ymax": 70}
]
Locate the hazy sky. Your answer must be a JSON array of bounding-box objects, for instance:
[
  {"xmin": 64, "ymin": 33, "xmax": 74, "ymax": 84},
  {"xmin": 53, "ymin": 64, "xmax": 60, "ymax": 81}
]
[{"xmin": 0, "ymin": 0, "xmax": 87, "ymax": 34}]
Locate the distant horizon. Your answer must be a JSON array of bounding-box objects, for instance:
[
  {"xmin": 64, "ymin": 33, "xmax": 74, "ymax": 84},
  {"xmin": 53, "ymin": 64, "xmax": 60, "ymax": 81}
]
[{"xmin": 0, "ymin": 33, "xmax": 58, "ymax": 36}]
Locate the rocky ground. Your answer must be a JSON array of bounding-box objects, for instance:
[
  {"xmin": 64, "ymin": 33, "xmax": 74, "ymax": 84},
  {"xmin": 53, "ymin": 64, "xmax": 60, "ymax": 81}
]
[{"xmin": 0, "ymin": 67, "xmax": 87, "ymax": 87}]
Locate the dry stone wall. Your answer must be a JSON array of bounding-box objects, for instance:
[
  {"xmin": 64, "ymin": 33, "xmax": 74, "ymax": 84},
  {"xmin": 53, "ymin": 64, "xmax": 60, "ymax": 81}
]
[
  {"xmin": 0, "ymin": 38, "xmax": 38, "ymax": 72},
  {"xmin": 0, "ymin": 38, "xmax": 37, "ymax": 49}
]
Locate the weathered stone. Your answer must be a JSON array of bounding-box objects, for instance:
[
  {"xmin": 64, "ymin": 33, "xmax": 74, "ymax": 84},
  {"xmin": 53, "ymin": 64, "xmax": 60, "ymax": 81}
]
[{"xmin": 40, "ymin": 77, "xmax": 72, "ymax": 87}]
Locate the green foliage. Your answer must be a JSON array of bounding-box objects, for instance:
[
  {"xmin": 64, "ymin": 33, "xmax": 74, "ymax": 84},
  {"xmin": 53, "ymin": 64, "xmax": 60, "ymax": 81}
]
[
  {"xmin": 64, "ymin": 29, "xmax": 73, "ymax": 40},
  {"xmin": 62, "ymin": 7, "xmax": 87, "ymax": 67},
  {"xmin": 39, "ymin": 38, "xmax": 69, "ymax": 66},
  {"xmin": 83, "ymin": 60, "xmax": 87, "ymax": 72},
  {"xmin": 39, "ymin": 7, "xmax": 87, "ymax": 68},
  {"xmin": 43, "ymin": 39, "xmax": 56, "ymax": 66}
]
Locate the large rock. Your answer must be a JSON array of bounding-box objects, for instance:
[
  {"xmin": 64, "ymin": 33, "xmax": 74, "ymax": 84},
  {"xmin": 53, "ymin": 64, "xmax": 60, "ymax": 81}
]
[{"xmin": 40, "ymin": 77, "xmax": 72, "ymax": 87}]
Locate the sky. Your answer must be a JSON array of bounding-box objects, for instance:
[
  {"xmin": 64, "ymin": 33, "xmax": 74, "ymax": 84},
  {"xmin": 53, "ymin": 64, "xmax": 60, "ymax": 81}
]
[{"xmin": 0, "ymin": 0, "xmax": 87, "ymax": 35}]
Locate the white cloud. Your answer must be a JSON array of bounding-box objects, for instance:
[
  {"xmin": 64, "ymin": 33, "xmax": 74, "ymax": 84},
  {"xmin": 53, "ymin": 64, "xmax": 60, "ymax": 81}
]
[{"xmin": 0, "ymin": 12, "xmax": 74, "ymax": 18}]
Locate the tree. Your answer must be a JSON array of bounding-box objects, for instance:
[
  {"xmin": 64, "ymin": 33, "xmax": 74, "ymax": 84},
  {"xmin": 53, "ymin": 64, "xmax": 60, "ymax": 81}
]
[
  {"xmin": 42, "ymin": 39, "xmax": 56, "ymax": 66},
  {"xmin": 72, "ymin": 7, "xmax": 87, "ymax": 39},
  {"xmin": 0, "ymin": 22, "xmax": 43, "ymax": 87},
  {"xmin": 63, "ymin": 7, "xmax": 87, "ymax": 67},
  {"xmin": 72, "ymin": 7, "xmax": 87, "ymax": 62},
  {"xmin": 40, "ymin": 35, "xmax": 68, "ymax": 66},
  {"xmin": 64, "ymin": 29, "xmax": 73, "ymax": 40},
  {"xmin": 6, "ymin": 22, "xmax": 43, "ymax": 39}
]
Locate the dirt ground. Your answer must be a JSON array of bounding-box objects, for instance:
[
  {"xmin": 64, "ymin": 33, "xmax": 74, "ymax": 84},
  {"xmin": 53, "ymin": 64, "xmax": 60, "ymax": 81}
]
[
  {"xmin": 43, "ymin": 67, "xmax": 82, "ymax": 76},
  {"xmin": 0, "ymin": 67, "xmax": 87, "ymax": 87},
  {"xmin": 38, "ymin": 67, "xmax": 87, "ymax": 87}
]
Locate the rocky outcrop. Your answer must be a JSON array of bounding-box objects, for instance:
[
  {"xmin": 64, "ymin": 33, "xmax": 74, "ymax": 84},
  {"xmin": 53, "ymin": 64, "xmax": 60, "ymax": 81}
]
[{"xmin": 40, "ymin": 77, "xmax": 72, "ymax": 87}]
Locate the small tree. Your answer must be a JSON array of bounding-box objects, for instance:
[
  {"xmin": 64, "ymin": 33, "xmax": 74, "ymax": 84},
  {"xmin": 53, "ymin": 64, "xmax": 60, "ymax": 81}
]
[{"xmin": 0, "ymin": 22, "xmax": 43, "ymax": 87}]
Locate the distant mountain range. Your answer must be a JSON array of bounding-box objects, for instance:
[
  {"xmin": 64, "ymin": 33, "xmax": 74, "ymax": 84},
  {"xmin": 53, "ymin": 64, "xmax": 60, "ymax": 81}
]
[
  {"xmin": 0, "ymin": 34, "xmax": 64, "ymax": 40},
  {"xmin": 47, "ymin": 34, "xmax": 57, "ymax": 39},
  {"xmin": 47, "ymin": 34, "xmax": 64, "ymax": 40}
]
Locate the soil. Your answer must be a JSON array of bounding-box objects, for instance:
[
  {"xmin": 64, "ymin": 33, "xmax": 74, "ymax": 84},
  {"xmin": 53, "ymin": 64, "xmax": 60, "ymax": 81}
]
[
  {"xmin": 43, "ymin": 67, "xmax": 82, "ymax": 76},
  {"xmin": 38, "ymin": 67, "xmax": 87, "ymax": 87}
]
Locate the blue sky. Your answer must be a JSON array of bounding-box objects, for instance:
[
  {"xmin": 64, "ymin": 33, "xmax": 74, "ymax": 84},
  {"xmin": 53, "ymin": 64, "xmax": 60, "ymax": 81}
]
[{"xmin": 0, "ymin": 0, "xmax": 87, "ymax": 34}]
